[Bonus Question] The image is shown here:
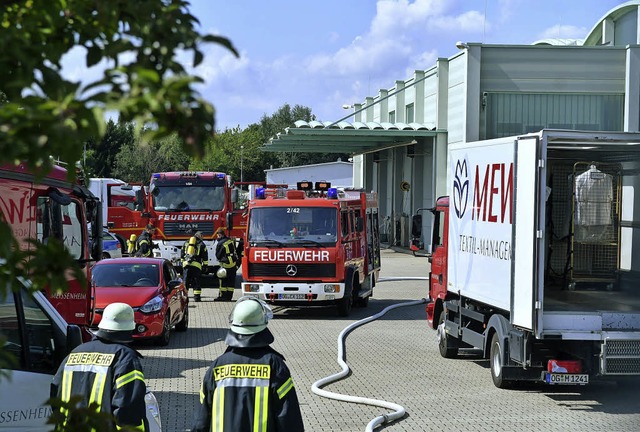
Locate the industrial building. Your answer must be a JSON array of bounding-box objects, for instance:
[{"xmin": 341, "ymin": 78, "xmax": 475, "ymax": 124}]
[{"xmin": 262, "ymin": 1, "xmax": 640, "ymax": 250}]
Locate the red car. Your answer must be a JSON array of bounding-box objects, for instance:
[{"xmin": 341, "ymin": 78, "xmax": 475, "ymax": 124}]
[{"xmin": 91, "ymin": 257, "xmax": 189, "ymax": 346}]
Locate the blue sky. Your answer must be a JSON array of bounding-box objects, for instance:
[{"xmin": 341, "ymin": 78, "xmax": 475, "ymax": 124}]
[{"xmin": 65, "ymin": 0, "xmax": 628, "ymax": 132}]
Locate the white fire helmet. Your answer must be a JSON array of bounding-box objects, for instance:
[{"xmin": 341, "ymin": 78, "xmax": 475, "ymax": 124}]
[
  {"xmin": 228, "ymin": 296, "xmax": 274, "ymax": 335},
  {"xmin": 98, "ymin": 302, "xmax": 135, "ymax": 332},
  {"xmin": 216, "ymin": 267, "xmax": 227, "ymax": 279}
]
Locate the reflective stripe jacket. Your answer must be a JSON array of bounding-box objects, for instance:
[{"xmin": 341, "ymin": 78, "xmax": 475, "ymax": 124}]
[
  {"xmin": 51, "ymin": 338, "xmax": 149, "ymax": 431},
  {"xmin": 182, "ymin": 238, "xmax": 209, "ymax": 270},
  {"xmin": 215, "ymin": 235, "xmax": 237, "ymax": 269},
  {"xmin": 192, "ymin": 336, "xmax": 304, "ymax": 432},
  {"xmin": 135, "ymin": 231, "xmax": 154, "ymax": 257}
]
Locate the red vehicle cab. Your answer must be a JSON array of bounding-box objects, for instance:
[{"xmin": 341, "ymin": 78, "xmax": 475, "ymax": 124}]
[{"xmin": 90, "ymin": 257, "xmax": 188, "ymax": 346}]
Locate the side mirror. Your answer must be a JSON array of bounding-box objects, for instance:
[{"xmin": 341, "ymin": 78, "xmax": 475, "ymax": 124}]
[
  {"xmin": 91, "ymin": 201, "xmax": 103, "ymax": 261},
  {"xmin": 231, "ymin": 188, "xmax": 239, "ymax": 204},
  {"xmin": 226, "ymin": 212, "xmax": 233, "ymax": 231},
  {"xmin": 135, "ymin": 189, "xmax": 146, "ymax": 212},
  {"xmin": 168, "ymin": 280, "xmax": 181, "ymax": 291},
  {"xmin": 66, "ymin": 324, "xmax": 83, "ymax": 352},
  {"xmin": 411, "ymin": 214, "xmax": 422, "ymax": 238}
]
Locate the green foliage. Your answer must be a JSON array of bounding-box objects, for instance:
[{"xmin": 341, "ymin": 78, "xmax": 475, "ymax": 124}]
[
  {"xmin": 258, "ymin": 104, "xmax": 350, "ymax": 167},
  {"xmin": 85, "ymin": 120, "xmax": 136, "ymax": 178},
  {"xmin": 113, "ymin": 134, "xmax": 190, "ymax": 183},
  {"xmin": 48, "ymin": 396, "xmax": 140, "ymax": 432}
]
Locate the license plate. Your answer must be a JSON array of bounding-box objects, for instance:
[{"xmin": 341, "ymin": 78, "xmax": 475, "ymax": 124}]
[
  {"xmin": 278, "ymin": 294, "xmax": 306, "ymax": 300},
  {"xmin": 546, "ymin": 373, "xmax": 589, "ymax": 385}
]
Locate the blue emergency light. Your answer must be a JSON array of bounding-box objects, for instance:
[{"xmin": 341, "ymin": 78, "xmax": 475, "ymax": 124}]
[
  {"xmin": 327, "ymin": 188, "xmax": 338, "ymax": 199},
  {"xmin": 256, "ymin": 187, "xmax": 266, "ymax": 199}
]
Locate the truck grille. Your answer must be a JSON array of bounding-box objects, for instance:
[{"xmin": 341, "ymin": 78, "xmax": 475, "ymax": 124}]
[
  {"xmin": 162, "ymin": 221, "xmax": 215, "ymax": 236},
  {"xmin": 602, "ymin": 340, "xmax": 640, "ymax": 375},
  {"xmin": 248, "ymin": 263, "xmax": 336, "ymax": 279}
]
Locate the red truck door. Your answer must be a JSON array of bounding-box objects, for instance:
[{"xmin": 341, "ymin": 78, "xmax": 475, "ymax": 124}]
[{"xmin": 429, "ymin": 202, "xmax": 448, "ymax": 303}]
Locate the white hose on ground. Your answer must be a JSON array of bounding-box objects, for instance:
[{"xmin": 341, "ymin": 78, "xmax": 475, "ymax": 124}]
[{"xmin": 311, "ymin": 276, "xmax": 429, "ymax": 432}]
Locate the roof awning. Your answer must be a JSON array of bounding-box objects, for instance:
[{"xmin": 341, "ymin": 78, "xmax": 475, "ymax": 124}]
[{"xmin": 261, "ymin": 120, "xmax": 446, "ymax": 154}]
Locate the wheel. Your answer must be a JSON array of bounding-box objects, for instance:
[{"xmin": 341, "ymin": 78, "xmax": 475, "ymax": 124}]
[
  {"xmin": 437, "ymin": 310, "xmax": 458, "ymax": 358},
  {"xmin": 155, "ymin": 315, "xmax": 171, "ymax": 346},
  {"xmin": 355, "ymin": 293, "xmax": 369, "ymax": 307},
  {"xmin": 490, "ymin": 333, "xmax": 511, "ymax": 388},
  {"xmin": 336, "ymin": 282, "xmax": 353, "ymax": 317},
  {"xmin": 102, "ymin": 252, "xmax": 110, "ymax": 259},
  {"xmin": 175, "ymin": 306, "xmax": 189, "ymax": 332}
]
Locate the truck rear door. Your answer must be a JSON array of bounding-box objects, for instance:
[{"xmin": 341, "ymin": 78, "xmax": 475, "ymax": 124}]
[{"xmin": 511, "ymin": 135, "xmax": 543, "ymax": 331}]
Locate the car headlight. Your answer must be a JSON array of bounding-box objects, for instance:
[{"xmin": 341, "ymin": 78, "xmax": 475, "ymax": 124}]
[{"xmin": 140, "ymin": 295, "xmax": 163, "ymax": 313}]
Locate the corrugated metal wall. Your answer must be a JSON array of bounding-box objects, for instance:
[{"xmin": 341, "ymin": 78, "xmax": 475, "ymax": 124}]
[{"xmin": 484, "ymin": 93, "xmax": 624, "ymax": 139}]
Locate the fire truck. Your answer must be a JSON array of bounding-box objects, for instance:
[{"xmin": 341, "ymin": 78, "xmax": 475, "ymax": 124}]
[
  {"xmin": 241, "ymin": 181, "xmax": 381, "ymax": 316},
  {"xmin": 101, "ymin": 171, "xmax": 244, "ymax": 271},
  {"xmin": 0, "ymin": 162, "xmax": 102, "ymax": 338}
]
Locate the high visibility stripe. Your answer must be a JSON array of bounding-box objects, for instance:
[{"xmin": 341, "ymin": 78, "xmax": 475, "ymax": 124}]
[
  {"xmin": 277, "ymin": 377, "xmax": 294, "ymax": 399},
  {"xmin": 89, "ymin": 372, "xmax": 107, "ymax": 411},
  {"xmin": 212, "ymin": 386, "xmax": 224, "ymax": 432},
  {"xmin": 60, "ymin": 370, "xmax": 73, "ymax": 422},
  {"xmin": 252, "ymin": 386, "xmax": 268, "ymax": 432},
  {"xmin": 116, "ymin": 420, "xmax": 145, "ymax": 431},
  {"xmin": 116, "ymin": 370, "xmax": 144, "ymax": 388}
]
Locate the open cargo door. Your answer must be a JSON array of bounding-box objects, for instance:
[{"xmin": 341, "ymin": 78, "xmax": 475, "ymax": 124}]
[{"xmin": 511, "ymin": 135, "xmax": 542, "ymax": 331}]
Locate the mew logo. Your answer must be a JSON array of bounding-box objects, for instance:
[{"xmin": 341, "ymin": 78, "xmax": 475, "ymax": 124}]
[{"xmin": 453, "ymin": 159, "xmax": 469, "ymax": 218}]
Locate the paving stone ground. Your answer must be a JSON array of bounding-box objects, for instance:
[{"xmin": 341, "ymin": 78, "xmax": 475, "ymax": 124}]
[{"xmin": 140, "ymin": 248, "xmax": 640, "ymax": 432}]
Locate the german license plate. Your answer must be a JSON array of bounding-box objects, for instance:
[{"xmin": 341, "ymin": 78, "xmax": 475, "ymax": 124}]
[
  {"xmin": 278, "ymin": 294, "xmax": 306, "ymax": 300},
  {"xmin": 546, "ymin": 373, "xmax": 589, "ymax": 384}
]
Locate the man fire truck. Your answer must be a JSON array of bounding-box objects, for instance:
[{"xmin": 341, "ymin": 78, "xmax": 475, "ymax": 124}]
[
  {"xmin": 241, "ymin": 181, "xmax": 381, "ymax": 316},
  {"xmin": 102, "ymin": 171, "xmax": 245, "ymax": 272},
  {"xmin": 0, "ymin": 162, "xmax": 103, "ymax": 339}
]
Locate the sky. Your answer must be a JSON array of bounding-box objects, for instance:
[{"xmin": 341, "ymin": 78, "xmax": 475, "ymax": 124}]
[{"xmin": 64, "ymin": 0, "xmax": 629, "ymax": 132}]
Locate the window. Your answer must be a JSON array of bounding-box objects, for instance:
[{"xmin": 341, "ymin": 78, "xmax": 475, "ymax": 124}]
[
  {"xmin": 405, "ymin": 104, "xmax": 414, "ymax": 123},
  {"xmin": 0, "ymin": 290, "xmax": 58, "ymax": 374},
  {"xmin": 341, "ymin": 211, "xmax": 349, "ymax": 237},
  {"xmin": 389, "ymin": 110, "xmax": 396, "ymax": 123}
]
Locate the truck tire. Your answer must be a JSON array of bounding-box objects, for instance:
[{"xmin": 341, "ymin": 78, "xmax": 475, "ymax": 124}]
[
  {"xmin": 490, "ymin": 333, "xmax": 511, "ymax": 388},
  {"xmin": 337, "ymin": 278, "xmax": 354, "ymax": 317},
  {"xmin": 438, "ymin": 310, "xmax": 458, "ymax": 358}
]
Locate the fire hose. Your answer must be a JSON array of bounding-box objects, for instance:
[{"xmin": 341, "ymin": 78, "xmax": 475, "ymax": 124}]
[{"xmin": 311, "ymin": 276, "xmax": 429, "ymax": 431}]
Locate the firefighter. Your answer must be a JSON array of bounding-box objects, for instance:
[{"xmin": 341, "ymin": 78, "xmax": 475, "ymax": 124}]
[
  {"xmin": 214, "ymin": 227, "xmax": 237, "ymax": 302},
  {"xmin": 182, "ymin": 231, "xmax": 208, "ymax": 302},
  {"xmin": 51, "ymin": 302, "xmax": 149, "ymax": 431},
  {"xmin": 135, "ymin": 224, "xmax": 157, "ymax": 257},
  {"xmin": 192, "ymin": 297, "xmax": 304, "ymax": 432}
]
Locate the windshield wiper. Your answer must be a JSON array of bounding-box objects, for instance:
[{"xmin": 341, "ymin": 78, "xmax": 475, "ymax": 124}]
[
  {"xmin": 252, "ymin": 239, "xmax": 285, "ymax": 247},
  {"xmin": 291, "ymin": 239, "xmax": 324, "ymax": 247}
]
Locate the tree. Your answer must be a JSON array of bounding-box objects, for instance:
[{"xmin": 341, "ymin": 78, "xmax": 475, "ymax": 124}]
[
  {"xmin": 85, "ymin": 120, "xmax": 136, "ymax": 178},
  {"xmin": 258, "ymin": 104, "xmax": 350, "ymax": 167},
  {"xmin": 113, "ymin": 134, "xmax": 190, "ymax": 183},
  {"xmin": 0, "ymin": 0, "xmax": 237, "ymax": 286}
]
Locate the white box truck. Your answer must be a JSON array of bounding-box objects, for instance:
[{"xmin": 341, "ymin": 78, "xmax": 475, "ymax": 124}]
[{"xmin": 424, "ymin": 130, "xmax": 640, "ymax": 387}]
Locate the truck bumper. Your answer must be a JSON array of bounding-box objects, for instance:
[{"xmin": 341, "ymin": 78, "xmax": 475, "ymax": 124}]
[{"xmin": 241, "ymin": 282, "xmax": 346, "ymax": 302}]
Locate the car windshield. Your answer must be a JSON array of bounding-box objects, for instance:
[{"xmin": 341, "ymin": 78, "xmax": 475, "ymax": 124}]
[
  {"xmin": 247, "ymin": 207, "xmax": 337, "ymax": 245},
  {"xmin": 92, "ymin": 263, "xmax": 160, "ymax": 287}
]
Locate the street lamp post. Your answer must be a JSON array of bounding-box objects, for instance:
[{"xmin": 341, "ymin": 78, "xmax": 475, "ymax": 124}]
[{"xmin": 240, "ymin": 145, "xmax": 244, "ymax": 184}]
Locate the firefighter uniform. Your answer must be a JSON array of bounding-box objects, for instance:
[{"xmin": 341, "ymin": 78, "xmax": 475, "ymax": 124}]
[
  {"xmin": 182, "ymin": 231, "xmax": 208, "ymax": 302},
  {"xmin": 214, "ymin": 227, "xmax": 237, "ymax": 302},
  {"xmin": 51, "ymin": 303, "xmax": 148, "ymax": 431},
  {"xmin": 192, "ymin": 297, "xmax": 304, "ymax": 432},
  {"xmin": 135, "ymin": 224, "xmax": 156, "ymax": 257}
]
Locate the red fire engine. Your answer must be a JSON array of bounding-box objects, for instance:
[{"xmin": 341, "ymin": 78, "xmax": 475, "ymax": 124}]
[
  {"xmin": 0, "ymin": 163, "xmax": 102, "ymax": 338},
  {"xmin": 241, "ymin": 181, "xmax": 381, "ymax": 316},
  {"xmin": 102, "ymin": 171, "xmax": 245, "ymax": 271}
]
